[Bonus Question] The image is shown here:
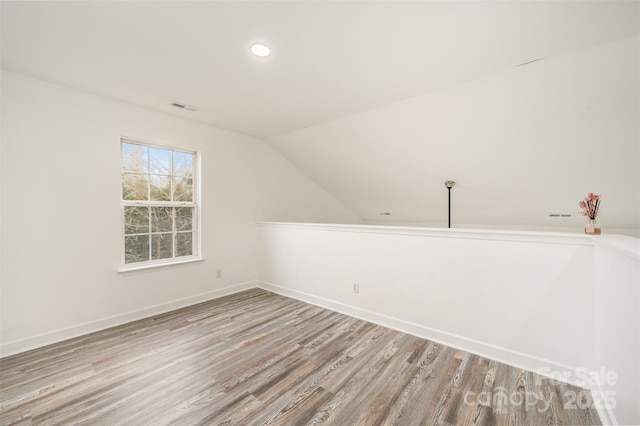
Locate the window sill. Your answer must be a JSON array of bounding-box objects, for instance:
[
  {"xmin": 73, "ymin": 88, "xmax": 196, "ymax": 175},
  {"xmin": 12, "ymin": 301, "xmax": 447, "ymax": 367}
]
[{"xmin": 118, "ymin": 257, "xmax": 205, "ymax": 275}]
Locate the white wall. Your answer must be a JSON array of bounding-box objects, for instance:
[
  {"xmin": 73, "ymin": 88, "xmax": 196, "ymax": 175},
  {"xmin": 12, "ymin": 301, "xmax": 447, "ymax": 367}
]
[
  {"xmin": 0, "ymin": 71, "xmax": 360, "ymax": 355},
  {"xmin": 258, "ymin": 222, "xmax": 640, "ymax": 424},
  {"xmin": 250, "ymin": 142, "xmax": 361, "ymax": 224},
  {"xmin": 258, "ymin": 223, "xmax": 595, "ymax": 370},
  {"xmin": 594, "ymin": 237, "xmax": 640, "ymax": 425},
  {"xmin": 267, "ymin": 35, "xmax": 640, "ymax": 236}
]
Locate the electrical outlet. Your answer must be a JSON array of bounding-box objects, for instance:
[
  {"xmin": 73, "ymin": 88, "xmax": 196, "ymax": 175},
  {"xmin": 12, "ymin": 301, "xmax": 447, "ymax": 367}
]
[
  {"xmin": 352, "ymin": 282, "xmax": 359, "ymax": 293},
  {"xmin": 216, "ymin": 269, "xmax": 223, "ymax": 279}
]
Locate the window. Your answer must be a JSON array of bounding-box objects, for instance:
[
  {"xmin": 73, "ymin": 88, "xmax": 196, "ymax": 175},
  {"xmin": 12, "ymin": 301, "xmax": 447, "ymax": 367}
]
[{"xmin": 121, "ymin": 139, "xmax": 199, "ymax": 267}]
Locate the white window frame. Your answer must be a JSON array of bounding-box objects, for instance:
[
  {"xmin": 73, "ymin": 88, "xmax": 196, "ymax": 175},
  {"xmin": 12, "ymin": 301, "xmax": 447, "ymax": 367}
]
[{"xmin": 119, "ymin": 137, "xmax": 202, "ymax": 272}]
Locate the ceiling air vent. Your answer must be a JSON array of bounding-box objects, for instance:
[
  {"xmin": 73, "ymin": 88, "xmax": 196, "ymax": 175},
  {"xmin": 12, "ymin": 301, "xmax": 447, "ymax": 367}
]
[
  {"xmin": 517, "ymin": 57, "xmax": 546, "ymax": 67},
  {"xmin": 170, "ymin": 102, "xmax": 197, "ymax": 112}
]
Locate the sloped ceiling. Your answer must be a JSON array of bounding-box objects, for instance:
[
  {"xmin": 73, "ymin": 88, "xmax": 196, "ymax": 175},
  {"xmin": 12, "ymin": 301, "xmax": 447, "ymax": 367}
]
[
  {"xmin": 2, "ymin": 1, "xmax": 639, "ymax": 231},
  {"xmin": 268, "ymin": 36, "xmax": 640, "ymax": 231},
  {"xmin": 1, "ymin": 1, "xmax": 638, "ymax": 138}
]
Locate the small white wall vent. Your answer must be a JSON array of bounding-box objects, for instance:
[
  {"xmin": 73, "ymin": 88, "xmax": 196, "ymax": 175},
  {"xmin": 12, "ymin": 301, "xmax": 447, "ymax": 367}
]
[
  {"xmin": 170, "ymin": 102, "xmax": 198, "ymax": 112},
  {"xmin": 517, "ymin": 57, "xmax": 546, "ymax": 67}
]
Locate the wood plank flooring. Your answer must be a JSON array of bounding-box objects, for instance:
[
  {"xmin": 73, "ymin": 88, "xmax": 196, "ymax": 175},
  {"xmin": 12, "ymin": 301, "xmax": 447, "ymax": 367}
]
[{"xmin": 1, "ymin": 289, "xmax": 601, "ymax": 425}]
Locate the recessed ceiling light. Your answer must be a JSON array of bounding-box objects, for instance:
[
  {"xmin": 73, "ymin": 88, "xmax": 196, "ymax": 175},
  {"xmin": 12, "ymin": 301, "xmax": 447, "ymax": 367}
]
[{"xmin": 250, "ymin": 43, "xmax": 271, "ymax": 57}]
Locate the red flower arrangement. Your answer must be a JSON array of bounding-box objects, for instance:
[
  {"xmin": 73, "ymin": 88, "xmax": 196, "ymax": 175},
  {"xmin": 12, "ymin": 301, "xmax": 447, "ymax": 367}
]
[{"xmin": 579, "ymin": 193, "xmax": 601, "ymax": 220}]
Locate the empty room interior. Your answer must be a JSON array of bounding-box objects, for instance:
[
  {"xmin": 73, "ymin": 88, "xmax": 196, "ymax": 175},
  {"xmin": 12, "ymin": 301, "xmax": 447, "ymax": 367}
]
[{"xmin": 1, "ymin": 1, "xmax": 639, "ymax": 425}]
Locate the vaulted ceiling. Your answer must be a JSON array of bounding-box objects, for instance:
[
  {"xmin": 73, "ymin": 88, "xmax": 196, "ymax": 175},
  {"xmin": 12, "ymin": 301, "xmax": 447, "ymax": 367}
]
[
  {"xmin": 2, "ymin": 1, "xmax": 639, "ymax": 232},
  {"xmin": 2, "ymin": 1, "xmax": 637, "ymax": 138}
]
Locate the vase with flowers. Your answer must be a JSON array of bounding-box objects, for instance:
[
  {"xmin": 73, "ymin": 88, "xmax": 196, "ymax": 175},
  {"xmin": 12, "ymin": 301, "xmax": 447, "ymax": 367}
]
[{"xmin": 579, "ymin": 193, "xmax": 601, "ymax": 235}]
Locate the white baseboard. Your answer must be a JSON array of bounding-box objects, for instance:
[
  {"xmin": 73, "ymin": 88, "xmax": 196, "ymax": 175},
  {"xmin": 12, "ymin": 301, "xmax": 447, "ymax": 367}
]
[
  {"xmin": 592, "ymin": 385, "xmax": 618, "ymax": 426},
  {"xmin": 257, "ymin": 281, "xmax": 587, "ymax": 388},
  {"xmin": 0, "ymin": 281, "xmax": 257, "ymax": 358}
]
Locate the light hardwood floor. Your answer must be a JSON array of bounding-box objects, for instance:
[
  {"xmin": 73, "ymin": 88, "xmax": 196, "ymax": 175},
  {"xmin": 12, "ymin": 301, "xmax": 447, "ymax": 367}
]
[{"xmin": 1, "ymin": 289, "xmax": 600, "ymax": 425}]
